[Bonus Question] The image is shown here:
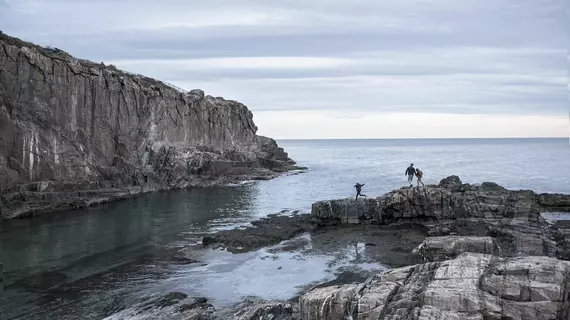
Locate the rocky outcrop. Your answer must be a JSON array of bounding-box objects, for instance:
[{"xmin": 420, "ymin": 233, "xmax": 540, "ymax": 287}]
[
  {"xmin": 0, "ymin": 32, "xmax": 299, "ymax": 219},
  {"xmin": 269, "ymin": 177, "xmax": 570, "ymax": 319},
  {"xmin": 298, "ymin": 253, "xmax": 570, "ymax": 320},
  {"xmin": 103, "ymin": 178, "xmax": 570, "ymax": 320},
  {"xmin": 312, "ymin": 176, "xmax": 570, "ymax": 259},
  {"xmin": 202, "ymin": 213, "xmax": 316, "ymax": 253}
]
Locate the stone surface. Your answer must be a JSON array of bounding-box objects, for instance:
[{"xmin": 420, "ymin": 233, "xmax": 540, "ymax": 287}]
[
  {"xmin": 104, "ymin": 295, "xmax": 301, "ymax": 320},
  {"xmin": 0, "ymin": 32, "xmax": 299, "ymax": 219},
  {"xmin": 414, "ymin": 236, "xmax": 499, "ymax": 262},
  {"xmin": 216, "ymin": 297, "xmax": 300, "ymax": 320},
  {"xmin": 202, "ymin": 213, "xmax": 317, "ymax": 253},
  {"xmin": 297, "ymin": 253, "xmax": 570, "ymax": 320},
  {"xmin": 102, "ymin": 292, "xmax": 215, "ymax": 320},
  {"xmin": 311, "ymin": 176, "xmax": 570, "ymax": 259}
]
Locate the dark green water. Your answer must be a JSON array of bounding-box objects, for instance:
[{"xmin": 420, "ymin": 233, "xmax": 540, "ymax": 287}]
[{"xmin": 0, "ymin": 186, "xmax": 270, "ymax": 319}]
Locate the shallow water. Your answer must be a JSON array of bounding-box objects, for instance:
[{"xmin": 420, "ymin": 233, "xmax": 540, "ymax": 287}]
[{"xmin": 1, "ymin": 138, "xmax": 569, "ymax": 319}]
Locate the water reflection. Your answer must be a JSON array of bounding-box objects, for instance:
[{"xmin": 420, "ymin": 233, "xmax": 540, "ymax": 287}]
[{"xmin": 0, "ymin": 185, "xmax": 259, "ymax": 287}]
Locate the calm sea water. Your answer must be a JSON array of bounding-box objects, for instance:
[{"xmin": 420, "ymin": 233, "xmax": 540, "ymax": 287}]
[{"xmin": 1, "ymin": 138, "xmax": 569, "ymax": 319}]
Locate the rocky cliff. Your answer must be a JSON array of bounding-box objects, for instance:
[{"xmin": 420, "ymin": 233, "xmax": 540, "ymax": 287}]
[{"xmin": 0, "ymin": 32, "xmax": 299, "ymax": 219}]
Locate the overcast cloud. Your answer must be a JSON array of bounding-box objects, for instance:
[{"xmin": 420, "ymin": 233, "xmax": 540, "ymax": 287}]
[{"xmin": 0, "ymin": 0, "xmax": 567, "ymax": 138}]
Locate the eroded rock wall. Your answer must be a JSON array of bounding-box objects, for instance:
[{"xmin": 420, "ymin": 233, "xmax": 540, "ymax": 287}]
[{"xmin": 0, "ymin": 32, "xmax": 296, "ymax": 218}]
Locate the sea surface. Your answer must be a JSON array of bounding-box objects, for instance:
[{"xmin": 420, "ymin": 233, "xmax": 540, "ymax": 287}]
[{"xmin": 1, "ymin": 138, "xmax": 569, "ymax": 319}]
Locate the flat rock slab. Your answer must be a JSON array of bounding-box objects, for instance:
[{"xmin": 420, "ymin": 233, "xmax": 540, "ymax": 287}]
[{"xmin": 202, "ymin": 214, "xmax": 317, "ymax": 253}]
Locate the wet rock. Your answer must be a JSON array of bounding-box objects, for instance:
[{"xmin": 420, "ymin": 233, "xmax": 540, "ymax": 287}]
[
  {"xmin": 220, "ymin": 297, "xmax": 299, "ymax": 320},
  {"xmin": 0, "ymin": 32, "xmax": 298, "ymax": 220},
  {"xmin": 307, "ymin": 224, "xmax": 427, "ymax": 268},
  {"xmin": 202, "ymin": 214, "xmax": 316, "ymax": 253},
  {"xmin": 155, "ymin": 292, "xmax": 188, "ymax": 308},
  {"xmin": 298, "ymin": 253, "xmax": 570, "ymax": 320},
  {"xmin": 311, "ymin": 269, "xmax": 374, "ymax": 290},
  {"xmin": 103, "ymin": 293, "xmax": 214, "ymax": 320},
  {"xmin": 171, "ymin": 257, "xmax": 199, "ymax": 265},
  {"xmin": 538, "ymin": 193, "xmax": 570, "ymax": 211},
  {"xmin": 414, "ymin": 236, "xmax": 499, "ymax": 262}
]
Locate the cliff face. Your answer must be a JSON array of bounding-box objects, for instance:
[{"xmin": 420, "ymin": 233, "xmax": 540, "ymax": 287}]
[{"xmin": 0, "ymin": 32, "xmax": 298, "ymax": 219}]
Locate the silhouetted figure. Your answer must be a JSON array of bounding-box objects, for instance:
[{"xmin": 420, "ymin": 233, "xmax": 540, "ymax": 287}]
[
  {"xmin": 415, "ymin": 168, "xmax": 425, "ymax": 187},
  {"xmin": 405, "ymin": 163, "xmax": 415, "ymax": 187},
  {"xmin": 354, "ymin": 183, "xmax": 366, "ymax": 200}
]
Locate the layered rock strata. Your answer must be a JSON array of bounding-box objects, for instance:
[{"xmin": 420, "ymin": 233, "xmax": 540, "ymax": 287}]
[
  {"xmin": 312, "ymin": 176, "xmax": 570, "ymax": 259},
  {"xmin": 0, "ymin": 32, "xmax": 299, "ymax": 219},
  {"xmin": 298, "ymin": 253, "xmax": 570, "ymax": 320}
]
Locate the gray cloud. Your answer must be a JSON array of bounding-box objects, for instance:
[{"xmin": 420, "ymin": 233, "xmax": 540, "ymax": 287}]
[{"xmin": 0, "ymin": 0, "xmax": 566, "ymax": 118}]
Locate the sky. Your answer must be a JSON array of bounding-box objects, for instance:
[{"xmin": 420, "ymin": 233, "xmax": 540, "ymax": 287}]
[{"xmin": 0, "ymin": 0, "xmax": 568, "ymax": 139}]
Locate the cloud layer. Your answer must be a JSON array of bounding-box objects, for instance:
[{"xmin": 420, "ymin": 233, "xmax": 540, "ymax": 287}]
[{"xmin": 1, "ymin": 0, "xmax": 567, "ymax": 138}]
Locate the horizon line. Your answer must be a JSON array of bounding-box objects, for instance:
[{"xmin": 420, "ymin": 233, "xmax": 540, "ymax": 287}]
[{"xmin": 274, "ymin": 136, "xmax": 569, "ymax": 141}]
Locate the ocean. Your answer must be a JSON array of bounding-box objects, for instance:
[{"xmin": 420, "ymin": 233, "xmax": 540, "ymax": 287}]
[{"xmin": 0, "ymin": 138, "xmax": 569, "ymax": 319}]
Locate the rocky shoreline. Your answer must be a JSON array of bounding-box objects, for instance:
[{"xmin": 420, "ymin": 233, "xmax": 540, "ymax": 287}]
[
  {"xmin": 0, "ymin": 32, "xmax": 304, "ymax": 220},
  {"xmin": 129, "ymin": 176, "xmax": 570, "ymax": 320}
]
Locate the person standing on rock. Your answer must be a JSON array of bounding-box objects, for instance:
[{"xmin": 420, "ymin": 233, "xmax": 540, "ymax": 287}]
[
  {"xmin": 354, "ymin": 183, "xmax": 366, "ymax": 200},
  {"xmin": 415, "ymin": 168, "xmax": 425, "ymax": 187},
  {"xmin": 405, "ymin": 163, "xmax": 415, "ymax": 186}
]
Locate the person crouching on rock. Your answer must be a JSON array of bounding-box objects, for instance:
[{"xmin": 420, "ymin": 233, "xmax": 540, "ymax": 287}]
[
  {"xmin": 354, "ymin": 183, "xmax": 366, "ymax": 200},
  {"xmin": 415, "ymin": 168, "xmax": 425, "ymax": 187}
]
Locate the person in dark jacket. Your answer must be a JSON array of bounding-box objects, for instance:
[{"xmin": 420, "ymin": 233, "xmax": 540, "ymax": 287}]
[
  {"xmin": 405, "ymin": 163, "xmax": 415, "ymax": 186},
  {"xmin": 354, "ymin": 183, "xmax": 366, "ymax": 200}
]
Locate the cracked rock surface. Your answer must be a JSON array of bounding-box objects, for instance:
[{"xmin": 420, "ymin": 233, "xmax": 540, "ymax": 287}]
[
  {"xmin": 298, "ymin": 253, "xmax": 570, "ymax": 320},
  {"xmin": 312, "ymin": 175, "xmax": 570, "ymax": 259},
  {"xmin": 0, "ymin": 32, "xmax": 299, "ymax": 219}
]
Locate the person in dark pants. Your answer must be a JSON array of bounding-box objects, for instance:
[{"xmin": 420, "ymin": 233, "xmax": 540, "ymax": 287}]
[
  {"xmin": 354, "ymin": 183, "xmax": 366, "ymax": 200},
  {"xmin": 405, "ymin": 163, "xmax": 415, "ymax": 186}
]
